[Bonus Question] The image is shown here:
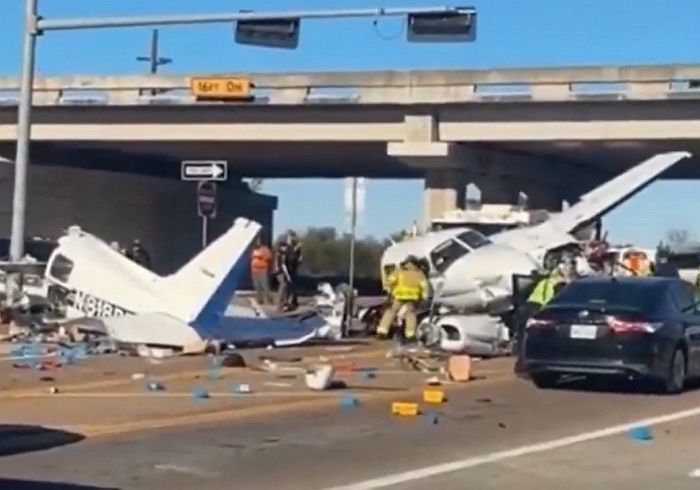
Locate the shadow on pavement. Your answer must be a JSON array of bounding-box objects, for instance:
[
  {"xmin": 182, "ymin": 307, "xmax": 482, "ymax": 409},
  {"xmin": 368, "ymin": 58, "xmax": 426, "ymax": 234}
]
[
  {"xmin": 546, "ymin": 375, "xmax": 700, "ymax": 395},
  {"xmin": 0, "ymin": 479, "xmax": 119, "ymax": 490},
  {"xmin": 0, "ymin": 424, "xmax": 84, "ymax": 457}
]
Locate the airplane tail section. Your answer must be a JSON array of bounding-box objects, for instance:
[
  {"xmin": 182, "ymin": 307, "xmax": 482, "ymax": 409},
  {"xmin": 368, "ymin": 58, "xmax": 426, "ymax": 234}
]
[
  {"xmin": 160, "ymin": 217, "xmax": 261, "ymax": 328},
  {"xmin": 549, "ymin": 151, "xmax": 691, "ymax": 234}
]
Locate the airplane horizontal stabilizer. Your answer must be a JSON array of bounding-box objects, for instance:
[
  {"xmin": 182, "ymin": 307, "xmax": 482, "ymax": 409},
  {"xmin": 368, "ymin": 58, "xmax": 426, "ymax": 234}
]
[
  {"xmin": 101, "ymin": 313, "xmax": 203, "ymax": 348},
  {"xmin": 102, "ymin": 311, "xmax": 326, "ymax": 349},
  {"xmin": 549, "ymin": 151, "xmax": 691, "ymax": 234}
]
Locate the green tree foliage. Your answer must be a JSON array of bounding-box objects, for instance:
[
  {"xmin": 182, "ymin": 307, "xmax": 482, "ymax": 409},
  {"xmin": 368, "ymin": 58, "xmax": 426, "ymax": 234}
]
[{"xmin": 275, "ymin": 227, "xmax": 390, "ymax": 279}]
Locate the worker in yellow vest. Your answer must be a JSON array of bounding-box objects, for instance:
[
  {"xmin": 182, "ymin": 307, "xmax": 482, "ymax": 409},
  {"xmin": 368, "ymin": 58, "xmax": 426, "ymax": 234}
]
[
  {"xmin": 527, "ymin": 265, "xmax": 567, "ymax": 312},
  {"xmin": 376, "ymin": 255, "xmax": 429, "ymax": 341}
]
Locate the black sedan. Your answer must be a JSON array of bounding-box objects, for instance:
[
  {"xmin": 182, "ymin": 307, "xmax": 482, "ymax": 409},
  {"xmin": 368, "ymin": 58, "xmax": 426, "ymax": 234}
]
[{"xmin": 522, "ymin": 276, "xmax": 700, "ymax": 394}]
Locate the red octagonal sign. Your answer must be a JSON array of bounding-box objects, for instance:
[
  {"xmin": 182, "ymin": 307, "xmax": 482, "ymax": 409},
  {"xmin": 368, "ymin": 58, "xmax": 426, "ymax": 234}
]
[{"xmin": 197, "ymin": 181, "xmax": 217, "ymax": 219}]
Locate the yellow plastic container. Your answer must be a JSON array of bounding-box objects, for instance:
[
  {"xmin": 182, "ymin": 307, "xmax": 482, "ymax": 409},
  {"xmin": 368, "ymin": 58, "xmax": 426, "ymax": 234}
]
[
  {"xmin": 423, "ymin": 389, "xmax": 445, "ymax": 404},
  {"xmin": 391, "ymin": 401, "xmax": 419, "ymax": 416}
]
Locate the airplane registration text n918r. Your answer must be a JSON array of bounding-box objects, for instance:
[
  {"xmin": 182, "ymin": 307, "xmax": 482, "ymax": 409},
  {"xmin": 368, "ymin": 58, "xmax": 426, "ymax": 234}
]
[{"xmin": 67, "ymin": 289, "xmax": 130, "ymax": 317}]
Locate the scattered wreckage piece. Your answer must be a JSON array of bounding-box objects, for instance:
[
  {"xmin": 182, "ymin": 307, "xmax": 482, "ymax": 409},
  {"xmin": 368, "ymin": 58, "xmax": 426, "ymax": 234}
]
[{"xmin": 417, "ymin": 313, "xmax": 511, "ymax": 357}]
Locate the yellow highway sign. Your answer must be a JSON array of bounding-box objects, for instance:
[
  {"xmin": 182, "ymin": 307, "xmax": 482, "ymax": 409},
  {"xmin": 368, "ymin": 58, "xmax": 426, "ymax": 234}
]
[{"xmin": 189, "ymin": 76, "xmax": 252, "ymax": 99}]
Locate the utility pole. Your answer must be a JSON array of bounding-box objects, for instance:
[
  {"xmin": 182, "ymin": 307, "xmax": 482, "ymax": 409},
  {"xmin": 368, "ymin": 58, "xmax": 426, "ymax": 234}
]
[{"xmin": 137, "ymin": 29, "xmax": 172, "ymax": 75}]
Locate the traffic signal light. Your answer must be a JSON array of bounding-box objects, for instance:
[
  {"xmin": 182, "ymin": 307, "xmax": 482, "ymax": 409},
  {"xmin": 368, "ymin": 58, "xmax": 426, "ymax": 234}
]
[
  {"xmin": 235, "ymin": 18, "xmax": 300, "ymax": 49},
  {"xmin": 407, "ymin": 8, "xmax": 477, "ymax": 43}
]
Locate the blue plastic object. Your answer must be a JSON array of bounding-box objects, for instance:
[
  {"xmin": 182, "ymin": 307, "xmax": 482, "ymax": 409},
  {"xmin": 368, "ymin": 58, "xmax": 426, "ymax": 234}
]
[
  {"xmin": 191, "ymin": 386, "xmax": 210, "ymax": 399},
  {"xmin": 628, "ymin": 425, "xmax": 652, "ymax": 441},
  {"xmin": 340, "ymin": 395, "xmax": 359, "ymax": 409},
  {"xmin": 207, "ymin": 367, "xmax": 222, "ymax": 380}
]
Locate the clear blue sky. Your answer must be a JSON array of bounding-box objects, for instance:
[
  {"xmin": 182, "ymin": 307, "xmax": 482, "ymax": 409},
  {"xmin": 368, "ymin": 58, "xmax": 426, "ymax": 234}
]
[{"xmin": 2, "ymin": 0, "xmax": 700, "ymax": 246}]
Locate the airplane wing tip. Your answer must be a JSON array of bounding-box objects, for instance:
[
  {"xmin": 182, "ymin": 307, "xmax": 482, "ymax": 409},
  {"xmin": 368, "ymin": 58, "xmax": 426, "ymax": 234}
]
[{"xmin": 662, "ymin": 150, "xmax": 692, "ymax": 161}]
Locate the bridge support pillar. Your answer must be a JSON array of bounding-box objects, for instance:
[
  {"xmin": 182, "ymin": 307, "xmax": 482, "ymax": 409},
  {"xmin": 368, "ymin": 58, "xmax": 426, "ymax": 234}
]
[
  {"xmin": 388, "ymin": 141, "xmax": 466, "ymax": 228},
  {"xmin": 387, "ymin": 114, "xmax": 470, "ymax": 229},
  {"xmin": 423, "ymin": 168, "xmax": 467, "ymax": 226}
]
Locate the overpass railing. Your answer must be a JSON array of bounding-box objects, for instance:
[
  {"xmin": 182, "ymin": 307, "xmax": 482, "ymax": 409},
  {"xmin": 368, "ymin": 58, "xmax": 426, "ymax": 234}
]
[{"xmin": 1, "ymin": 63, "xmax": 700, "ymax": 106}]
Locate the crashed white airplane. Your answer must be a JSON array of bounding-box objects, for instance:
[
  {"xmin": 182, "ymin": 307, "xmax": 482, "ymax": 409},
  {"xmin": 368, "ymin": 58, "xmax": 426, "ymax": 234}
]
[
  {"xmin": 382, "ymin": 151, "xmax": 692, "ymax": 354},
  {"xmin": 3, "ymin": 218, "xmax": 338, "ymax": 349}
]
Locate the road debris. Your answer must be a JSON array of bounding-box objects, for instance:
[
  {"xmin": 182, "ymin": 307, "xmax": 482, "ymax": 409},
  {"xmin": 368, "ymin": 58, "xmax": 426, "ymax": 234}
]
[
  {"xmin": 305, "ymin": 364, "xmax": 335, "ymax": 391},
  {"xmin": 147, "ymin": 380, "xmax": 165, "ymax": 391},
  {"xmin": 392, "ymin": 401, "xmax": 419, "ymax": 416},
  {"xmin": 447, "ymin": 355, "xmax": 472, "ymax": 382},
  {"xmin": 340, "ymin": 394, "xmax": 360, "ymax": 409},
  {"xmin": 628, "ymin": 425, "xmax": 653, "ymax": 441},
  {"xmin": 190, "ymin": 386, "xmax": 210, "ymax": 399},
  {"xmin": 423, "ymin": 389, "xmax": 446, "ymax": 404},
  {"xmin": 231, "ymin": 383, "xmax": 252, "ymax": 394}
]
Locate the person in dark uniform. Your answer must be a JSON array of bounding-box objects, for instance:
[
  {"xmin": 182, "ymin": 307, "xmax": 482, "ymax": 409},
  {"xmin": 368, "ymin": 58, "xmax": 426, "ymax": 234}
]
[
  {"xmin": 275, "ymin": 231, "xmax": 302, "ymax": 311},
  {"xmin": 654, "ymin": 246, "xmax": 680, "ymax": 278},
  {"xmin": 125, "ymin": 239, "xmax": 152, "ymax": 270}
]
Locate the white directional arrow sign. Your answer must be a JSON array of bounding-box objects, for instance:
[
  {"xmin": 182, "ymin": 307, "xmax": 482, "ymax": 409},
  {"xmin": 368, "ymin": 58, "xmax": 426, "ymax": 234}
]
[{"xmin": 181, "ymin": 160, "xmax": 228, "ymax": 182}]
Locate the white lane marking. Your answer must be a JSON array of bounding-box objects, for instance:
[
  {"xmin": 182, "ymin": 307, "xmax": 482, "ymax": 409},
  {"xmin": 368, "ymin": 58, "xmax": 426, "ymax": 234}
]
[
  {"xmin": 689, "ymin": 468, "xmax": 700, "ymax": 478},
  {"xmin": 153, "ymin": 464, "xmax": 218, "ymax": 478},
  {"xmin": 321, "ymin": 405, "xmax": 700, "ymax": 490}
]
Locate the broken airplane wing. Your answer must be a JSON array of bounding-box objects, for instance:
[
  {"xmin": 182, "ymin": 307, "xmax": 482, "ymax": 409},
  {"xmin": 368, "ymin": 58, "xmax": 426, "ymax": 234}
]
[
  {"xmin": 494, "ymin": 151, "xmax": 692, "ymax": 258},
  {"xmin": 549, "ymin": 151, "xmax": 692, "ymax": 234}
]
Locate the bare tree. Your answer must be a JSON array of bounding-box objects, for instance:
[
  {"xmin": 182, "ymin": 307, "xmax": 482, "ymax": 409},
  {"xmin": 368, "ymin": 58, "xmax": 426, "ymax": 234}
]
[
  {"xmin": 246, "ymin": 178, "xmax": 264, "ymax": 192},
  {"xmin": 666, "ymin": 228, "xmax": 691, "ymax": 247}
]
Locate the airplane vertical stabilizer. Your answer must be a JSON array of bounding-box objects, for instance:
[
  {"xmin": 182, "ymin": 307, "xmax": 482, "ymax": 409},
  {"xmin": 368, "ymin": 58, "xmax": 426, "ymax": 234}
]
[{"xmin": 160, "ymin": 217, "xmax": 261, "ymax": 328}]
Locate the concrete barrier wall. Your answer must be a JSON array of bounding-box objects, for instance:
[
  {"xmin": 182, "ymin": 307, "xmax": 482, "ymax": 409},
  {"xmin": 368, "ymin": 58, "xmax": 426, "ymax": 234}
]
[{"xmin": 0, "ymin": 164, "xmax": 276, "ymax": 276}]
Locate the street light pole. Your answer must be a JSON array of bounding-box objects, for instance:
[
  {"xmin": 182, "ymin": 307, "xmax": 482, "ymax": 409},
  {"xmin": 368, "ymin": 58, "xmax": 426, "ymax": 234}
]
[{"xmin": 6, "ymin": 0, "xmax": 38, "ymax": 303}]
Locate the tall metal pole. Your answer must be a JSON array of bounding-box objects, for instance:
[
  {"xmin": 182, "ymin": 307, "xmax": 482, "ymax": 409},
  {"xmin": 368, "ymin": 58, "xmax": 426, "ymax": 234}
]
[
  {"xmin": 345, "ymin": 177, "xmax": 358, "ymax": 337},
  {"xmin": 6, "ymin": 0, "xmax": 39, "ymax": 305},
  {"xmin": 10, "ymin": 0, "xmax": 38, "ymax": 263},
  {"xmin": 149, "ymin": 29, "xmax": 159, "ymax": 74}
]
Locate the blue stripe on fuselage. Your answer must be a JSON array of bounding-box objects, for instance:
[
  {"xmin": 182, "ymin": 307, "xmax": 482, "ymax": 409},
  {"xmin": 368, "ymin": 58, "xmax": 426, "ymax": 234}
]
[{"xmin": 190, "ymin": 245, "xmax": 250, "ymax": 335}]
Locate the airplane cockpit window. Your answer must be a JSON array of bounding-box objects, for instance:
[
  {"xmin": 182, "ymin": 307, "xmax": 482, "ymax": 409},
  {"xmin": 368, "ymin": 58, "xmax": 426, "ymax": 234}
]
[
  {"xmin": 430, "ymin": 239, "xmax": 469, "ymax": 275},
  {"xmin": 49, "ymin": 254, "xmax": 74, "ymax": 283},
  {"xmin": 457, "ymin": 230, "xmax": 492, "ymax": 250}
]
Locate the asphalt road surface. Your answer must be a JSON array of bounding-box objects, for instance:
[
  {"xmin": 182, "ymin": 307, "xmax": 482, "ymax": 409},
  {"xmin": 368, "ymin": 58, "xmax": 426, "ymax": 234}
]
[{"xmin": 5, "ymin": 373, "xmax": 700, "ymax": 490}]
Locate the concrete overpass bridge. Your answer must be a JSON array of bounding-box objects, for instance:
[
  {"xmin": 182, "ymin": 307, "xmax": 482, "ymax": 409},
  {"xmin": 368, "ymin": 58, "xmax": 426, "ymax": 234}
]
[{"xmin": 0, "ymin": 63, "xmax": 700, "ymax": 266}]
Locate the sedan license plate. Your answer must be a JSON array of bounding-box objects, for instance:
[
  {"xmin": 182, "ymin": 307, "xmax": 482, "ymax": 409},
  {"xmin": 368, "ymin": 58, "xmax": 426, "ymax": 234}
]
[{"xmin": 570, "ymin": 324, "xmax": 598, "ymax": 340}]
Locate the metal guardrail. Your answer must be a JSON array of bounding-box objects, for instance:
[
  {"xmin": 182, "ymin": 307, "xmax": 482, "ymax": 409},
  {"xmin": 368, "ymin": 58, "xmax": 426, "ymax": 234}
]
[{"xmin": 0, "ymin": 63, "xmax": 700, "ymax": 106}]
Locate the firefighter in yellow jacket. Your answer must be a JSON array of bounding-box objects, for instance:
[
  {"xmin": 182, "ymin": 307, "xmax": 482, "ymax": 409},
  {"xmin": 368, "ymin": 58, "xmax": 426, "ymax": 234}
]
[
  {"xmin": 527, "ymin": 264, "xmax": 567, "ymax": 312},
  {"xmin": 376, "ymin": 255, "xmax": 429, "ymax": 341}
]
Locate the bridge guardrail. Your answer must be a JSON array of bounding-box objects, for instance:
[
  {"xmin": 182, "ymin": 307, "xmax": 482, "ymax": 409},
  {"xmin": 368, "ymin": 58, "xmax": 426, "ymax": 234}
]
[{"xmin": 0, "ymin": 64, "xmax": 700, "ymax": 106}]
